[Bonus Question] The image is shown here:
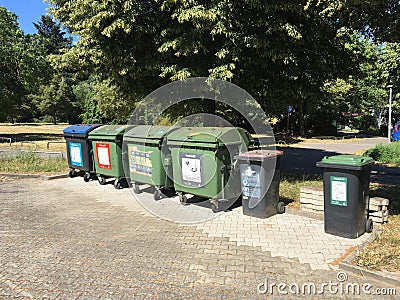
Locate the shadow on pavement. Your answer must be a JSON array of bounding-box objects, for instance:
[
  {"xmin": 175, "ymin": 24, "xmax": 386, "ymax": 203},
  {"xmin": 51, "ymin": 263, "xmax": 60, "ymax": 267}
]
[
  {"xmin": 279, "ymin": 146, "xmax": 400, "ymax": 185},
  {"xmin": 279, "ymin": 147, "xmax": 336, "ymax": 176},
  {"xmin": 0, "ymin": 133, "xmax": 63, "ymax": 142}
]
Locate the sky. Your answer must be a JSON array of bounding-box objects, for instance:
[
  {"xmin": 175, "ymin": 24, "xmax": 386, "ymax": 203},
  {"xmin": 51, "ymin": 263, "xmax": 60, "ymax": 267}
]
[{"xmin": 0, "ymin": 0, "xmax": 50, "ymax": 34}]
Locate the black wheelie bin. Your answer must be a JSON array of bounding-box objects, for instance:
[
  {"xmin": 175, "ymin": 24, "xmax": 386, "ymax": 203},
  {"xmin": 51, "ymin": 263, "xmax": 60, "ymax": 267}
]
[{"xmin": 316, "ymin": 155, "xmax": 374, "ymax": 238}]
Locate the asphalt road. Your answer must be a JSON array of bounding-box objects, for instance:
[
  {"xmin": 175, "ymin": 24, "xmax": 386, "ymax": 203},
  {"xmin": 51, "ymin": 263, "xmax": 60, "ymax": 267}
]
[{"xmin": 279, "ymin": 137, "xmax": 400, "ymax": 185}]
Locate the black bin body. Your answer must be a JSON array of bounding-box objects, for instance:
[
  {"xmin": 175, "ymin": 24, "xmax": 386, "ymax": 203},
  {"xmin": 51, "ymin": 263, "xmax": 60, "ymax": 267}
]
[
  {"xmin": 316, "ymin": 155, "xmax": 374, "ymax": 239},
  {"xmin": 63, "ymin": 124, "xmax": 102, "ymax": 174},
  {"xmin": 235, "ymin": 150, "xmax": 283, "ymax": 218}
]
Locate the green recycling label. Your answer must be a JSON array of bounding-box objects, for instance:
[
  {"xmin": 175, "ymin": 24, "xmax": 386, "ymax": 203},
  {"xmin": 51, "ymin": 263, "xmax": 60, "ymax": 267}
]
[{"xmin": 330, "ymin": 176, "xmax": 348, "ymax": 206}]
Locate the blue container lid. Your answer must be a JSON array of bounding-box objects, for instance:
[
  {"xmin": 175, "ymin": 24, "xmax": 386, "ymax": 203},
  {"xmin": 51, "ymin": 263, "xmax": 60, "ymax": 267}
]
[
  {"xmin": 63, "ymin": 124, "xmax": 101, "ymax": 135},
  {"xmin": 393, "ymin": 132, "xmax": 400, "ymax": 140}
]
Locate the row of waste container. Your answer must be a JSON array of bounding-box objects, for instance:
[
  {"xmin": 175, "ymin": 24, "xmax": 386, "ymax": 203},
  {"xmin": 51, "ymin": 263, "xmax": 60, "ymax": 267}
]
[
  {"xmin": 63, "ymin": 124, "xmax": 285, "ymax": 214},
  {"xmin": 63, "ymin": 124, "xmax": 375, "ymax": 239}
]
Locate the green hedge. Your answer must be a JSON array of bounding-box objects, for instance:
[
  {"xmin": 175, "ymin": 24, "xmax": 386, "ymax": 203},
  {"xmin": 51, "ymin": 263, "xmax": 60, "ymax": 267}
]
[{"xmin": 364, "ymin": 142, "xmax": 400, "ymax": 165}]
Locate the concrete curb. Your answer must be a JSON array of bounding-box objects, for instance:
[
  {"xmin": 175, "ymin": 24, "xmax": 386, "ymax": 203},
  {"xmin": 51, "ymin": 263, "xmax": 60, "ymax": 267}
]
[
  {"xmin": 0, "ymin": 173, "xmax": 69, "ymax": 180},
  {"xmin": 286, "ymin": 207, "xmax": 324, "ymax": 221},
  {"xmin": 339, "ymin": 227, "xmax": 400, "ymax": 287}
]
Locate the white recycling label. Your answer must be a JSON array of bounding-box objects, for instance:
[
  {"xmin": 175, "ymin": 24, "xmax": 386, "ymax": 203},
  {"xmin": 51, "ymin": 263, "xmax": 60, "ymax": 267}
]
[
  {"xmin": 69, "ymin": 142, "xmax": 83, "ymax": 167},
  {"xmin": 330, "ymin": 176, "xmax": 348, "ymax": 206},
  {"xmin": 182, "ymin": 157, "xmax": 202, "ymax": 183},
  {"xmin": 97, "ymin": 145, "xmax": 111, "ymax": 167}
]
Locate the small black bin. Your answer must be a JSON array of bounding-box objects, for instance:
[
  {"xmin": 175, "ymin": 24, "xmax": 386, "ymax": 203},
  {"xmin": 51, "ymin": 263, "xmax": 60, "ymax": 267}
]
[
  {"xmin": 316, "ymin": 155, "xmax": 374, "ymax": 238},
  {"xmin": 234, "ymin": 150, "xmax": 285, "ymax": 218},
  {"xmin": 63, "ymin": 124, "xmax": 102, "ymax": 181}
]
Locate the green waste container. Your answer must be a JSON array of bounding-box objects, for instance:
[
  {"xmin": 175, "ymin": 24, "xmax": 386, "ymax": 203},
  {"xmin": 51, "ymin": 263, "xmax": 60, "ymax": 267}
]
[
  {"xmin": 124, "ymin": 125, "xmax": 179, "ymax": 199},
  {"xmin": 167, "ymin": 127, "xmax": 254, "ymax": 212},
  {"xmin": 316, "ymin": 155, "xmax": 374, "ymax": 238},
  {"xmin": 234, "ymin": 150, "xmax": 285, "ymax": 218},
  {"xmin": 88, "ymin": 125, "xmax": 132, "ymax": 189}
]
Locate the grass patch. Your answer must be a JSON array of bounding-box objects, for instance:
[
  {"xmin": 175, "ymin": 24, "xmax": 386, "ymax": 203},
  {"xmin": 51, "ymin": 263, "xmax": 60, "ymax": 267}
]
[
  {"xmin": 364, "ymin": 142, "xmax": 400, "ymax": 166},
  {"xmin": 353, "ymin": 215, "xmax": 400, "ymax": 272},
  {"xmin": 352, "ymin": 182, "xmax": 400, "ymax": 271},
  {"xmin": 279, "ymin": 174, "xmax": 323, "ymax": 208},
  {"xmin": 0, "ymin": 151, "xmax": 68, "ymax": 175}
]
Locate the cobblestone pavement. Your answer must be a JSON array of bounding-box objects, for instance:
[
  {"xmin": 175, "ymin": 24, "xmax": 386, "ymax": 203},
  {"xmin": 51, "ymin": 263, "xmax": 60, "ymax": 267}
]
[{"xmin": 0, "ymin": 177, "xmax": 398, "ymax": 299}]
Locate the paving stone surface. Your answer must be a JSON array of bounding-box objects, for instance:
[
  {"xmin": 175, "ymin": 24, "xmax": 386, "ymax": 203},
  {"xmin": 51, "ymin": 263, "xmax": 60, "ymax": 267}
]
[{"xmin": 0, "ymin": 177, "xmax": 398, "ymax": 299}]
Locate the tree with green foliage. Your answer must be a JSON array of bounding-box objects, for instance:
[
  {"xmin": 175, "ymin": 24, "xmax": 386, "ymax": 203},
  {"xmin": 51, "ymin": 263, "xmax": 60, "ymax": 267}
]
[
  {"xmin": 315, "ymin": 0, "xmax": 400, "ymax": 43},
  {"xmin": 0, "ymin": 7, "xmax": 49, "ymax": 122},
  {"xmin": 47, "ymin": 0, "xmax": 400, "ymax": 134},
  {"xmin": 321, "ymin": 33, "xmax": 400, "ymax": 132},
  {"xmin": 34, "ymin": 15, "xmax": 72, "ymax": 54},
  {"xmin": 73, "ymin": 75, "xmax": 132, "ymax": 124},
  {"xmin": 28, "ymin": 13, "xmax": 78, "ymax": 124},
  {"xmin": 30, "ymin": 74, "xmax": 76, "ymax": 124},
  {"xmin": 47, "ymin": 1, "xmax": 359, "ymax": 130}
]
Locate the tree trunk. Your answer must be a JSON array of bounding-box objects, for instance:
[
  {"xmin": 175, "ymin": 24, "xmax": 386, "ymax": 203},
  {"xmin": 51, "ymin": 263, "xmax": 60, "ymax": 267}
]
[{"xmin": 298, "ymin": 101, "xmax": 305, "ymax": 137}]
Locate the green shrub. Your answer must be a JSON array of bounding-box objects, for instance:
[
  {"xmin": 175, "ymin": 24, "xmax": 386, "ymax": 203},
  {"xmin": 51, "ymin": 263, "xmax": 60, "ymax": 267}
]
[{"xmin": 364, "ymin": 142, "xmax": 400, "ymax": 165}]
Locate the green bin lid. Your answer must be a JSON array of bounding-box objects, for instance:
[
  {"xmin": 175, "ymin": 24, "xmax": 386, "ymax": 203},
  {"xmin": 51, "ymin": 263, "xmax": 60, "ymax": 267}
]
[
  {"xmin": 124, "ymin": 125, "xmax": 178, "ymax": 140},
  {"xmin": 88, "ymin": 125, "xmax": 131, "ymax": 141},
  {"xmin": 167, "ymin": 127, "xmax": 251, "ymax": 147},
  {"xmin": 320, "ymin": 155, "xmax": 374, "ymax": 166}
]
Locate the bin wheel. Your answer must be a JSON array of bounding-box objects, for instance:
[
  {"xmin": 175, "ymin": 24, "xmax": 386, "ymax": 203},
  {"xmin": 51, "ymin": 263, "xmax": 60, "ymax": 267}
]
[
  {"xmin": 69, "ymin": 169, "xmax": 75, "ymax": 178},
  {"xmin": 114, "ymin": 180, "xmax": 122, "ymax": 190},
  {"xmin": 133, "ymin": 183, "xmax": 141, "ymax": 194},
  {"xmin": 277, "ymin": 201, "xmax": 285, "ymax": 214},
  {"xmin": 366, "ymin": 218, "xmax": 373, "ymax": 233},
  {"xmin": 98, "ymin": 176, "xmax": 106, "ymax": 185},
  {"xmin": 83, "ymin": 173, "xmax": 90, "ymax": 182},
  {"xmin": 153, "ymin": 189, "xmax": 164, "ymax": 201},
  {"xmin": 179, "ymin": 194, "xmax": 188, "ymax": 205},
  {"xmin": 210, "ymin": 201, "xmax": 219, "ymax": 213}
]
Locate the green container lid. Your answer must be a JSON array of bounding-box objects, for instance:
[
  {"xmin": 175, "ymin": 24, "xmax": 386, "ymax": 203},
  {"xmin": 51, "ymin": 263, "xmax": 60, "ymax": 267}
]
[
  {"xmin": 125, "ymin": 125, "xmax": 178, "ymax": 140},
  {"xmin": 124, "ymin": 125, "xmax": 180, "ymax": 146},
  {"xmin": 88, "ymin": 125, "xmax": 132, "ymax": 141},
  {"xmin": 167, "ymin": 127, "xmax": 251, "ymax": 148},
  {"xmin": 320, "ymin": 155, "xmax": 374, "ymax": 167}
]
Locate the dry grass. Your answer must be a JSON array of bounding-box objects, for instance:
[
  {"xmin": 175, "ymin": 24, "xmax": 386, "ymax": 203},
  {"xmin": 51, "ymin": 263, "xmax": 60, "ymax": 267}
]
[
  {"xmin": 0, "ymin": 123, "xmax": 67, "ymax": 134},
  {"xmin": 352, "ymin": 183, "xmax": 400, "ymax": 271},
  {"xmin": 353, "ymin": 215, "xmax": 400, "ymax": 272},
  {"xmin": 295, "ymin": 137, "xmax": 363, "ymax": 144}
]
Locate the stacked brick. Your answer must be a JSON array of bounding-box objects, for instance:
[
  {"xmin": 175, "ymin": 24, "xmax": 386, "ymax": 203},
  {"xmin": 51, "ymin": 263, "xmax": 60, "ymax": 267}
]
[
  {"xmin": 368, "ymin": 197, "xmax": 389, "ymax": 224},
  {"xmin": 300, "ymin": 186, "xmax": 389, "ymax": 224},
  {"xmin": 299, "ymin": 186, "xmax": 324, "ymax": 214}
]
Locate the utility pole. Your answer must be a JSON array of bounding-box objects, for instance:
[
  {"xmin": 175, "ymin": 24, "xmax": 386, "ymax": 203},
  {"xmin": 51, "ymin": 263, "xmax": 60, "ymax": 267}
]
[
  {"xmin": 387, "ymin": 85, "xmax": 393, "ymax": 144},
  {"xmin": 286, "ymin": 106, "xmax": 292, "ymax": 142}
]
